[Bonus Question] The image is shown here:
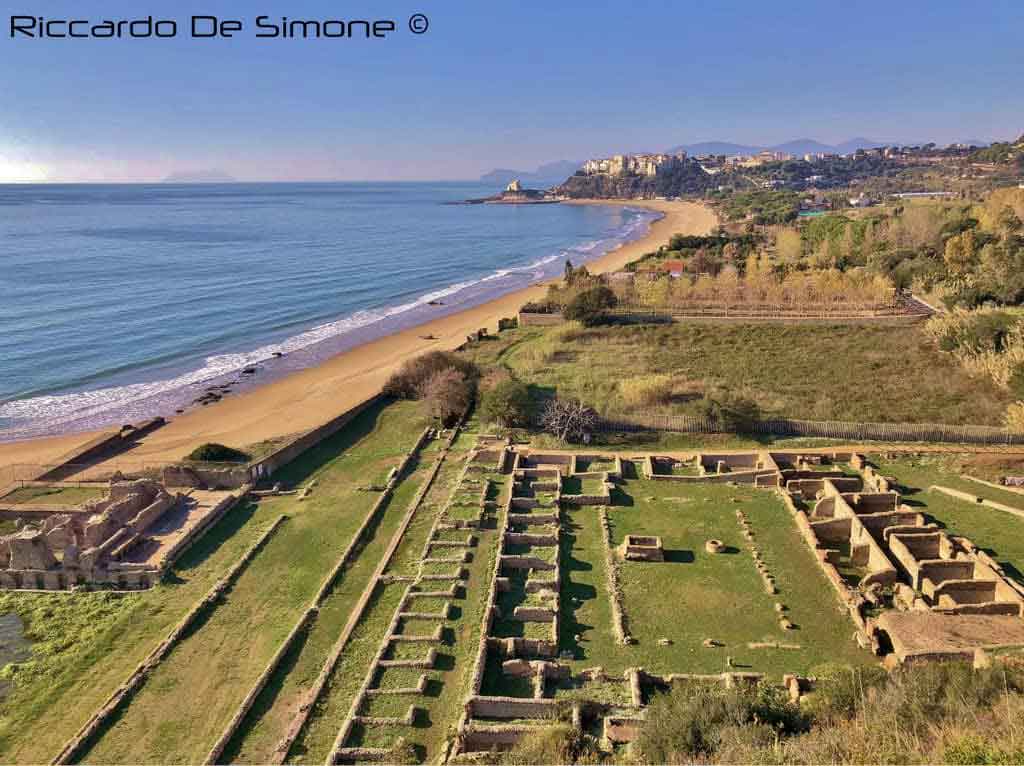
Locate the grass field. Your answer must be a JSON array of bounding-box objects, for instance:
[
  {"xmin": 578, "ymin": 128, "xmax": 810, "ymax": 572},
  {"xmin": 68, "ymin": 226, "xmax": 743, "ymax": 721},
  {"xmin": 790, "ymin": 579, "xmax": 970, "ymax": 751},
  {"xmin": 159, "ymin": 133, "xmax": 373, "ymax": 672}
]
[
  {"xmin": 556, "ymin": 475, "xmax": 873, "ymax": 683},
  {"xmin": 0, "ymin": 485, "xmax": 107, "ymax": 506},
  {"xmin": 872, "ymin": 454, "xmax": 1024, "ymax": 587},
  {"xmin": 462, "ymin": 324, "xmax": 1011, "ymax": 425},
  {"xmin": 0, "ymin": 399, "xmax": 430, "ymax": 764},
  {"xmin": 220, "ymin": 440, "xmax": 443, "ymax": 763}
]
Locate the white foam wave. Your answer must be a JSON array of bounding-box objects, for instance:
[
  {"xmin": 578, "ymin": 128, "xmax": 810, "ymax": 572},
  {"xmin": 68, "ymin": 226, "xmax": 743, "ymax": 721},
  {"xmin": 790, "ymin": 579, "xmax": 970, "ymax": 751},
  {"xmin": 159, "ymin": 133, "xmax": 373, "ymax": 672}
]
[{"xmin": 0, "ymin": 208, "xmax": 655, "ymax": 431}]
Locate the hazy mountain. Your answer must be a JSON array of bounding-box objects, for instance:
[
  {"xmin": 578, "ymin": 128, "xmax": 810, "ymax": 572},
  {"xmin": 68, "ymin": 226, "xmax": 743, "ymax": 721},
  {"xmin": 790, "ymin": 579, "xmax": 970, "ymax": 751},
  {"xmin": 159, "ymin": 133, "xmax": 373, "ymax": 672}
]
[
  {"xmin": 667, "ymin": 141, "xmax": 762, "ymax": 156},
  {"xmin": 162, "ymin": 169, "xmax": 238, "ymax": 183},
  {"xmin": 669, "ymin": 137, "xmax": 901, "ymax": 157},
  {"xmin": 479, "ymin": 160, "xmax": 581, "ymax": 187}
]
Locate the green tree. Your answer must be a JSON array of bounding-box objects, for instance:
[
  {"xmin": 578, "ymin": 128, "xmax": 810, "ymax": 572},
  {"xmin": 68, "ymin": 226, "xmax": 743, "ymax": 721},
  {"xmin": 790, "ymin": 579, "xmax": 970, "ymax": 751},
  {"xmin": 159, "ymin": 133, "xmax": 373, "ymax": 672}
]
[
  {"xmin": 480, "ymin": 379, "xmax": 533, "ymax": 427},
  {"xmin": 563, "ymin": 284, "xmax": 617, "ymax": 326}
]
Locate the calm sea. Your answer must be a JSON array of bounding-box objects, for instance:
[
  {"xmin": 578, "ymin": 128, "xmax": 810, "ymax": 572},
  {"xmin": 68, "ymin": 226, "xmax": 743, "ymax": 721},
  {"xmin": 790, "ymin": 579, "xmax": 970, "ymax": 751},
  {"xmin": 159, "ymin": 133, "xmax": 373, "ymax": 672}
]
[{"xmin": 0, "ymin": 182, "xmax": 656, "ymax": 440}]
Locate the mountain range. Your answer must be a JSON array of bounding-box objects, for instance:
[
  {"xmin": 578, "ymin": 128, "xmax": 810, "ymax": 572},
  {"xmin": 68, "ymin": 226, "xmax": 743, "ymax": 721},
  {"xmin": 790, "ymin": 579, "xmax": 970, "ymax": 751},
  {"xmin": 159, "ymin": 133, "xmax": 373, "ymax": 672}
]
[{"xmin": 478, "ymin": 160, "xmax": 582, "ymax": 187}]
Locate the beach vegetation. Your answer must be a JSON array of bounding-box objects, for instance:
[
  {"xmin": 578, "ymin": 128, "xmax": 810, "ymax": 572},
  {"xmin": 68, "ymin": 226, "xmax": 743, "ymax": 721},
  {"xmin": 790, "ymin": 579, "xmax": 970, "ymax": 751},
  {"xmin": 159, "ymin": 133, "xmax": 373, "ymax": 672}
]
[
  {"xmin": 383, "ymin": 350, "xmax": 480, "ymax": 400},
  {"xmin": 418, "ymin": 367, "xmax": 475, "ymax": 426},
  {"xmin": 185, "ymin": 443, "xmax": 251, "ymax": 463}
]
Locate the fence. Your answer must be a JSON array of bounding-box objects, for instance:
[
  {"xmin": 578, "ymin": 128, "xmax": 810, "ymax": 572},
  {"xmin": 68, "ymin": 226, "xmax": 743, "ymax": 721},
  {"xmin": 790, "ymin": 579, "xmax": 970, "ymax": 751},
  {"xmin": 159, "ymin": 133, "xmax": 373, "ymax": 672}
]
[{"xmin": 597, "ymin": 412, "xmax": 1024, "ymax": 446}]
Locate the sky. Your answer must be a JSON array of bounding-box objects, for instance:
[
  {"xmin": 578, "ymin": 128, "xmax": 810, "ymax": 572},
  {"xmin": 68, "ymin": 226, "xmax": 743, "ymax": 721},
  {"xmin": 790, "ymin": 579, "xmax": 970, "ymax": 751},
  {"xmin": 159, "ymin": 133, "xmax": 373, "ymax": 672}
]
[{"xmin": 0, "ymin": 0, "xmax": 1021, "ymax": 182}]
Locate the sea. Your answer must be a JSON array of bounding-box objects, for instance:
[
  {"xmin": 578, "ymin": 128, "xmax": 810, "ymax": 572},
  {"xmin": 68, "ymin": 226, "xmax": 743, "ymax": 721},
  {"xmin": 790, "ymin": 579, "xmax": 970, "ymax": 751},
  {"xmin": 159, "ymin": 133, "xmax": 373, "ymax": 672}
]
[{"xmin": 0, "ymin": 182, "xmax": 657, "ymax": 441}]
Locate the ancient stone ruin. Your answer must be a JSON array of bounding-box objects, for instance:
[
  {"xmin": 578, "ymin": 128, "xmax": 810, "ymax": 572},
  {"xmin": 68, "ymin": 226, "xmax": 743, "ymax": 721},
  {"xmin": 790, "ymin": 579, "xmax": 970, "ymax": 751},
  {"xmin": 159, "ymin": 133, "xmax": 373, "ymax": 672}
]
[{"xmin": 0, "ymin": 479, "xmax": 238, "ymax": 590}]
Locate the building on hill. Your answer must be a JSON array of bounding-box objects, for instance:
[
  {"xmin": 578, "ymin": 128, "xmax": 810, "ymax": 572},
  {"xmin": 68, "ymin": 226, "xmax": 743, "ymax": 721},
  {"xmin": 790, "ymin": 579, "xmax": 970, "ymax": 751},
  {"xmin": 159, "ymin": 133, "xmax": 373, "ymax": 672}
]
[{"xmin": 581, "ymin": 152, "xmax": 687, "ymax": 177}]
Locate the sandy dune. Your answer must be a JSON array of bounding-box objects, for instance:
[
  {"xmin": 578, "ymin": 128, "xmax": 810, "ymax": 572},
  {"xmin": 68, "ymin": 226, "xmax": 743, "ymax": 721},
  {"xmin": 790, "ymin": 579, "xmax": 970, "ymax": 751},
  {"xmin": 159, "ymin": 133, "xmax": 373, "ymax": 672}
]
[{"xmin": 0, "ymin": 199, "xmax": 716, "ymax": 471}]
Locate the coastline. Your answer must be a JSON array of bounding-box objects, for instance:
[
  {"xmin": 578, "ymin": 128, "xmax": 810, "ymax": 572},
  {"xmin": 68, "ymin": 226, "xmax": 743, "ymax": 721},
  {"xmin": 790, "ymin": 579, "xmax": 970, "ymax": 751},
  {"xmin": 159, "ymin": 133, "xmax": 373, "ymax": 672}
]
[{"xmin": 0, "ymin": 199, "xmax": 717, "ymax": 471}]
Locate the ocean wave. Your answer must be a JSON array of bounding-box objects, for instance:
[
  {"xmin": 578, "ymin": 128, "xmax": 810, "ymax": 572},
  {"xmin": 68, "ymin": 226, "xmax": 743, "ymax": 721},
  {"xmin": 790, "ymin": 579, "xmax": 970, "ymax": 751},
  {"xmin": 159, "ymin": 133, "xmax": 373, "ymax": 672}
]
[{"xmin": 0, "ymin": 206, "xmax": 656, "ymax": 435}]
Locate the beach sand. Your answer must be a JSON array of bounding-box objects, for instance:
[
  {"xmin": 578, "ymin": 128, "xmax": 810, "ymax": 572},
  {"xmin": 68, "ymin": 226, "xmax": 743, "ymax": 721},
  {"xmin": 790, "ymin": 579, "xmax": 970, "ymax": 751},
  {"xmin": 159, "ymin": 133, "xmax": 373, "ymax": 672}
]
[{"xmin": 0, "ymin": 199, "xmax": 716, "ymax": 472}]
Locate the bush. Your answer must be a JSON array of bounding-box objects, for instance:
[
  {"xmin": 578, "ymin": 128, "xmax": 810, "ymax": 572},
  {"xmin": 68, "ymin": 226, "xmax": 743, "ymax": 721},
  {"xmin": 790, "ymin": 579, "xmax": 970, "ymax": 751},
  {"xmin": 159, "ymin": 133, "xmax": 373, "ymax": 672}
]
[
  {"xmin": 539, "ymin": 398, "xmax": 597, "ymax": 443},
  {"xmin": 418, "ymin": 368, "xmax": 474, "ymax": 426},
  {"xmin": 186, "ymin": 443, "xmax": 250, "ymax": 463},
  {"xmin": 636, "ymin": 682, "xmax": 809, "ymax": 763},
  {"xmin": 480, "ymin": 379, "xmax": 533, "ymax": 427},
  {"xmin": 383, "ymin": 351, "xmax": 479, "ymax": 399},
  {"xmin": 563, "ymin": 285, "xmax": 617, "ymax": 327},
  {"xmin": 698, "ymin": 393, "xmax": 761, "ymax": 433}
]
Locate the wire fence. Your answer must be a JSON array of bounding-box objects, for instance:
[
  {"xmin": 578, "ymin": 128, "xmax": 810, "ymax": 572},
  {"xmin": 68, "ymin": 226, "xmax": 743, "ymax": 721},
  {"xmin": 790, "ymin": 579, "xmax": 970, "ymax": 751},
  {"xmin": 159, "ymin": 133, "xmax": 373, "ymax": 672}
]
[{"xmin": 597, "ymin": 412, "xmax": 1024, "ymax": 446}]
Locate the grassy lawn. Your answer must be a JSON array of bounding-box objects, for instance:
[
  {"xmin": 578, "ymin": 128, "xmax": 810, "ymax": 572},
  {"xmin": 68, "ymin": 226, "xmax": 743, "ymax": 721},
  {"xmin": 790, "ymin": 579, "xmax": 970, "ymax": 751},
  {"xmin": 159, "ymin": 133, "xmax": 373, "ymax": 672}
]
[
  {"xmin": 462, "ymin": 324, "xmax": 1011, "ymax": 425},
  {"xmin": 0, "ymin": 399, "xmax": 428, "ymax": 765},
  {"xmin": 0, "ymin": 498, "xmax": 274, "ymax": 763},
  {"xmin": 220, "ymin": 440, "xmax": 442, "ymax": 763},
  {"xmin": 0, "ymin": 485, "xmax": 107, "ymax": 506},
  {"xmin": 558, "ymin": 479, "xmax": 874, "ymax": 682},
  {"xmin": 872, "ymin": 454, "xmax": 1024, "ymax": 587}
]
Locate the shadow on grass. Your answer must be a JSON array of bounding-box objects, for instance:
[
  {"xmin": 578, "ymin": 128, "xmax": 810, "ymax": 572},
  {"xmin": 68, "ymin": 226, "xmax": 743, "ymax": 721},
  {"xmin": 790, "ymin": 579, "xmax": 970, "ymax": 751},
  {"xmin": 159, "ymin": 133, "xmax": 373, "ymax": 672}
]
[
  {"xmin": 168, "ymin": 499, "xmax": 261, "ymax": 579},
  {"xmin": 558, "ymin": 517, "xmax": 598, "ymax": 661},
  {"xmin": 219, "ymin": 621, "xmax": 316, "ymax": 762},
  {"xmin": 269, "ymin": 399, "xmax": 388, "ymax": 488},
  {"xmin": 663, "ymin": 549, "xmax": 695, "ymax": 563}
]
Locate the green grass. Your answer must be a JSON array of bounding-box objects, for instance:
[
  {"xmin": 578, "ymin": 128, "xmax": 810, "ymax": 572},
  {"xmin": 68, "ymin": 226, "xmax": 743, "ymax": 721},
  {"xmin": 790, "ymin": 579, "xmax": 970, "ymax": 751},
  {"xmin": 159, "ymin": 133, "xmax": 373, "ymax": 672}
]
[
  {"xmin": 561, "ymin": 476, "xmax": 606, "ymax": 497},
  {"xmin": 872, "ymin": 454, "xmax": 1024, "ymax": 587},
  {"xmin": 73, "ymin": 401, "xmax": 432, "ymax": 765},
  {"xmin": 462, "ymin": 324, "xmax": 1012, "ymax": 425},
  {"xmin": 221, "ymin": 444, "xmax": 441, "ymax": 763},
  {"xmin": 559, "ymin": 479, "xmax": 874, "ymax": 682},
  {"xmin": 0, "ymin": 498, "xmax": 275, "ymax": 763},
  {"xmin": 0, "ymin": 485, "xmax": 107, "ymax": 506}
]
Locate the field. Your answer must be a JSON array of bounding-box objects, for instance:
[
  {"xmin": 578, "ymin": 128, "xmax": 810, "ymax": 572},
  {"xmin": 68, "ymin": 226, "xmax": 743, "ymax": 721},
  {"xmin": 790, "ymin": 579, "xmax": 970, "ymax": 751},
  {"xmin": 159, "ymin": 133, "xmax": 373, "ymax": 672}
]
[
  {"xmin": 0, "ymin": 399, "xmax": 433, "ymax": 764},
  {"xmin": 555, "ymin": 474, "xmax": 872, "ymax": 683},
  {"xmin": 0, "ymin": 485, "xmax": 107, "ymax": 506},
  {"xmin": 462, "ymin": 323, "xmax": 1012, "ymax": 425}
]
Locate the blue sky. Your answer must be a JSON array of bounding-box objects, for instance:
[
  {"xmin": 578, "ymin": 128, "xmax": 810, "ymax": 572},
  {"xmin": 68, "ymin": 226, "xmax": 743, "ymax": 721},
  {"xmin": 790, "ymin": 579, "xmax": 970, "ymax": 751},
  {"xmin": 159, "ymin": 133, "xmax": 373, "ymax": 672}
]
[{"xmin": 1, "ymin": 0, "xmax": 1021, "ymax": 182}]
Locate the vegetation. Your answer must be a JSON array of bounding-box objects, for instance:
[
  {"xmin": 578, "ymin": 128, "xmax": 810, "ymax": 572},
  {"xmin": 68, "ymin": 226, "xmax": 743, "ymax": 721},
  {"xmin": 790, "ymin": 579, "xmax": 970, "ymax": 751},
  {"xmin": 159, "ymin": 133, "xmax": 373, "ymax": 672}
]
[
  {"xmin": 186, "ymin": 442, "xmax": 250, "ymax": 462},
  {"xmin": 419, "ymin": 367, "xmax": 474, "ymax": 426},
  {"xmin": 479, "ymin": 378, "xmax": 533, "ymax": 428},
  {"xmin": 540, "ymin": 398, "xmax": 597, "ymax": 443},
  {"xmin": 382, "ymin": 350, "xmax": 480, "ymax": 400},
  {"xmin": 0, "ymin": 485, "xmax": 106, "ymax": 506},
  {"xmin": 491, "ymin": 661, "xmax": 1024, "ymax": 765},
  {"xmin": 720, "ymin": 189, "xmax": 801, "ymax": 224},
  {"xmin": 563, "ymin": 285, "xmax": 617, "ymax": 326},
  {"xmin": 466, "ymin": 324, "xmax": 1012, "ymax": 426}
]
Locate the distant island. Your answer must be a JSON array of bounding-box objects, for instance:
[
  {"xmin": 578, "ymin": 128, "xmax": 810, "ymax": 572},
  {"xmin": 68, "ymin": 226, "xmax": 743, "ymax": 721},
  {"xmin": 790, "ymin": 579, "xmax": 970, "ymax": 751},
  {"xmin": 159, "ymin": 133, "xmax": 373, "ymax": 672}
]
[{"xmin": 162, "ymin": 169, "xmax": 238, "ymax": 184}]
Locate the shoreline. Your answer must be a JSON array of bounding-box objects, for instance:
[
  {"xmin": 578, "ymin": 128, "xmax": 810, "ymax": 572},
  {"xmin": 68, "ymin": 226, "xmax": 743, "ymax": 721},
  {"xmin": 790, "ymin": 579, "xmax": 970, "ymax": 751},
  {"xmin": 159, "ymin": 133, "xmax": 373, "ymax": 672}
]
[{"xmin": 0, "ymin": 199, "xmax": 717, "ymax": 471}]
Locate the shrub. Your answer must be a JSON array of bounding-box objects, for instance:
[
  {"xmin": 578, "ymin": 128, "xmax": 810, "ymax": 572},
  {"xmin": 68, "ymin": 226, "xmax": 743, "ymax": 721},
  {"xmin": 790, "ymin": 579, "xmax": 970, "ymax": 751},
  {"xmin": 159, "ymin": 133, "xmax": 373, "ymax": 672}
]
[
  {"xmin": 479, "ymin": 379, "xmax": 533, "ymax": 427},
  {"xmin": 1005, "ymin": 401, "xmax": 1024, "ymax": 433},
  {"xmin": 636, "ymin": 682, "xmax": 809, "ymax": 763},
  {"xmin": 698, "ymin": 393, "xmax": 761, "ymax": 433},
  {"xmin": 563, "ymin": 285, "xmax": 617, "ymax": 327},
  {"xmin": 383, "ymin": 351, "xmax": 479, "ymax": 399},
  {"xmin": 186, "ymin": 443, "xmax": 250, "ymax": 463},
  {"xmin": 418, "ymin": 368, "xmax": 474, "ymax": 426},
  {"xmin": 539, "ymin": 398, "xmax": 597, "ymax": 443}
]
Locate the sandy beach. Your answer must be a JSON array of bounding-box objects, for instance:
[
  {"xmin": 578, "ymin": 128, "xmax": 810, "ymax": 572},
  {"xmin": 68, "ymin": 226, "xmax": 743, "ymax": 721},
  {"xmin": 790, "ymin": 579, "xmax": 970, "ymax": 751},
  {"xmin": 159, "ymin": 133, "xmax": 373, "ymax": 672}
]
[{"xmin": 0, "ymin": 199, "xmax": 716, "ymax": 472}]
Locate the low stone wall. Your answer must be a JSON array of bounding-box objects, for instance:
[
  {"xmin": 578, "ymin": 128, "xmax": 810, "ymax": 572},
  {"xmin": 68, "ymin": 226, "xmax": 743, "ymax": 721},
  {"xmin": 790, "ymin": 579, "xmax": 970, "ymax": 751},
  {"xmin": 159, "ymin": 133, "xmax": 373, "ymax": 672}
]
[
  {"xmin": 599, "ymin": 508, "xmax": 630, "ymax": 644},
  {"xmin": 517, "ymin": 311, "xmax": 563, "ymax": 327},
  {"xmin": 52, "ymin": 514, "xmax": 287, "ymax": 766},
  {"xmin": 249, "ymin": 393, "xmax": 387, "ymax": 481},
  {"xmin": 467, "ymin": 695, "xmax": 561, "ymax": 719},
  {"xmin": 275, "ymin": 426, "xmax": 452, "ymax": 763}
]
